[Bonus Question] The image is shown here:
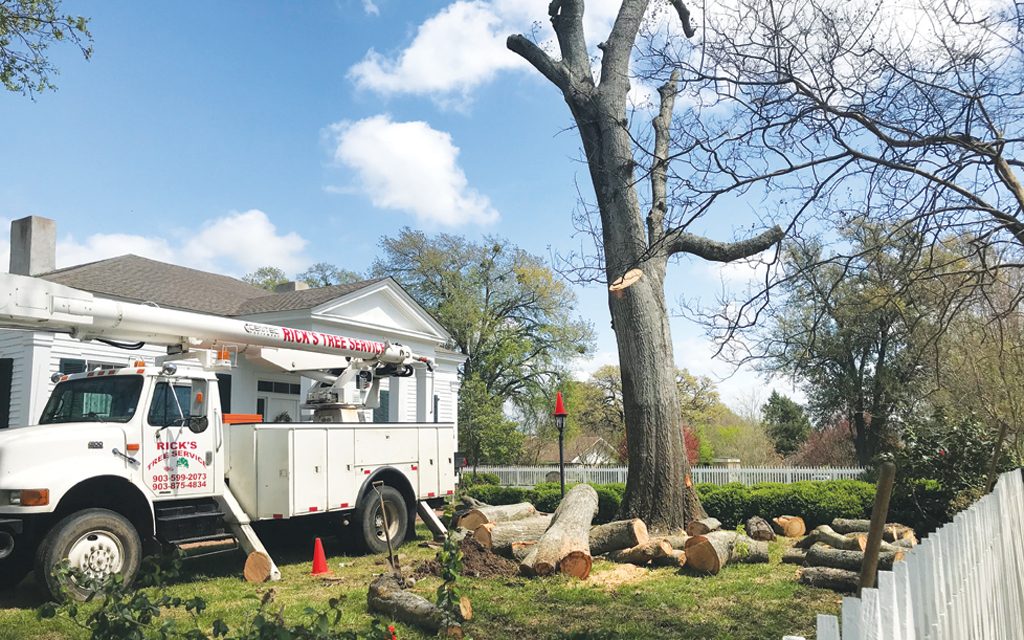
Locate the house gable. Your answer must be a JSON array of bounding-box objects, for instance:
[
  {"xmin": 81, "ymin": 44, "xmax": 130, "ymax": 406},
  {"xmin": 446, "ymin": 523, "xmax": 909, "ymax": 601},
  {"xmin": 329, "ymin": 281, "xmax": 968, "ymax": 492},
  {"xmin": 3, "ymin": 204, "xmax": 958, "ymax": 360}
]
[{"xmin": 311, "ymin": 279, "xmax": 452, "ymax": 344}]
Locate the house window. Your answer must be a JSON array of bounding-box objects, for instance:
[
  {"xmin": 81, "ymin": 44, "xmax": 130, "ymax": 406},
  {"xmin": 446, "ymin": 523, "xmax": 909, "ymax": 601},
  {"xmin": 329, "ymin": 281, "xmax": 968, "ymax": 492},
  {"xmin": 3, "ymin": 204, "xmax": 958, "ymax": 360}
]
[
  {"xmin": 256, "ymin": 398, "xmax": 266, "ymax": 420},
  {"xmin": 216, "ymin": 374, "xmax": 232, "ymax": 413},
  {"xmin": 433, "ymin": 394, "xmax": 439, "ymax": 423},
  {"xmin": 256, "ymin": 380, "xmax": 300, "ymax": 395},
  {"xmin": 59, "ymin": 358, "xmax": 119, "ymax": 374},
  {"xmin": 0, "ymin": 358, "xmax": 12, "ymax": 429},
  {"xmin": 373, "ymin": 390, "xmax": 390, "ymax": 423}
]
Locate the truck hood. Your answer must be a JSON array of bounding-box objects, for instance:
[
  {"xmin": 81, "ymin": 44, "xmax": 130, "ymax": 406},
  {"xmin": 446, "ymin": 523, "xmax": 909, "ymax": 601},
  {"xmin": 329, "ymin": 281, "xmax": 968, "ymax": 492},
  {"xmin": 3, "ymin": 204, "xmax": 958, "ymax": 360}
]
[{"xmin": 0, "ymin": 422, "xmax": 129, "ymax": 490}]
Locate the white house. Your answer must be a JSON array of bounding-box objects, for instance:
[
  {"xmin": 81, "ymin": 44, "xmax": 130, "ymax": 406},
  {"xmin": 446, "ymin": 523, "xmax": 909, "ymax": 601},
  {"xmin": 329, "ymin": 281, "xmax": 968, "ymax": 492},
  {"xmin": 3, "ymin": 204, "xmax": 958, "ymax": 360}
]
[{"xmin": 0, "ymin": 216, "xmax": 465, "ymax": 434}]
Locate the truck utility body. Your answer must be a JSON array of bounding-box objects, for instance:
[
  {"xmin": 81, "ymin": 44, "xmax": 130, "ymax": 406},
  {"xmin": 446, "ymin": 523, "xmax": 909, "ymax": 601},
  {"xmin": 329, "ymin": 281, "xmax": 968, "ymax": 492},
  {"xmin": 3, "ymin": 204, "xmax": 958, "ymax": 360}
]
[{"xmin": 0, "ymin": 273, "xmax": 457, "ymax": 599}]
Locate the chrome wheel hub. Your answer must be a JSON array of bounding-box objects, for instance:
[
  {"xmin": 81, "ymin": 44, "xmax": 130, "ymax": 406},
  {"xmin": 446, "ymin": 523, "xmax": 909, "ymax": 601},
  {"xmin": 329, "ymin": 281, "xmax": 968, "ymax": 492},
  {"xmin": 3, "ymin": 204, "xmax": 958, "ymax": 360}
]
[{"xmin": 66, "ymin": 531, "xmax": 124, "ymax": 581}]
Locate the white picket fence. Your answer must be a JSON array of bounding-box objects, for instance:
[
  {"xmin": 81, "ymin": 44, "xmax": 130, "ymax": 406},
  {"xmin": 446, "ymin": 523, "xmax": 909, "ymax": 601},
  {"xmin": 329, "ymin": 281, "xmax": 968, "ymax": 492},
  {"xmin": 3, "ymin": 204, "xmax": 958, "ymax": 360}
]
[
  {"xmin": 471, "ymin": 465, "xmax": 865, "ymax": 487},
  {"xmin": 788, "ymin": 468, "xmax": 1024, "ymax": 640}
]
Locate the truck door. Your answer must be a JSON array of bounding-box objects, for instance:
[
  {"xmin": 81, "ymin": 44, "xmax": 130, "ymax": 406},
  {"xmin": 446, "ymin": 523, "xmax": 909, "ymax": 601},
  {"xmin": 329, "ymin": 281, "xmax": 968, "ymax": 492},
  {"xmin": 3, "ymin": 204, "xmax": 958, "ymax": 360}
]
[{"xmin": 142, "ymin": 379, "xmax": 217, "ymax": 498}]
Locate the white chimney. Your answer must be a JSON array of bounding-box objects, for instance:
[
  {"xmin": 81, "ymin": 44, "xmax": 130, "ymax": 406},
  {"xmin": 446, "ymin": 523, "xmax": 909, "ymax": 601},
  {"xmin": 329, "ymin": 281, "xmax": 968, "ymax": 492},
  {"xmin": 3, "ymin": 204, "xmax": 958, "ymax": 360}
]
[{"xmin": 9, "ymin": 216, "xmax": 56, "ymax": 276}]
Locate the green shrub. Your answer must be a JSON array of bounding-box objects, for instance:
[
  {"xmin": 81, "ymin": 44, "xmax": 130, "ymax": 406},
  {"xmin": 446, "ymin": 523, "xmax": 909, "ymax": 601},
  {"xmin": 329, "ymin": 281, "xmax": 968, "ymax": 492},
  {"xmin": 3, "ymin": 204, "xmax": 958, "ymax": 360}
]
[
  {"xmin": 467, "ymin": 479, "xmax": 873, "ymax": 529},
  {"xmin": 460, "ymin": 472, "xmax": 501, "ymax": 487}
]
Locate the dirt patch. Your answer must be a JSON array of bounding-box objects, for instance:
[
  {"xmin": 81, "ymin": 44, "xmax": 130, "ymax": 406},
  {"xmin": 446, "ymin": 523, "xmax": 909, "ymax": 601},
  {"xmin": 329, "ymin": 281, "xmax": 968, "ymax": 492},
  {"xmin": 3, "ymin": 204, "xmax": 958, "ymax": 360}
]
[{"xmin": 413, "ymin": 538, "xmax": 520, "ymax": 579}]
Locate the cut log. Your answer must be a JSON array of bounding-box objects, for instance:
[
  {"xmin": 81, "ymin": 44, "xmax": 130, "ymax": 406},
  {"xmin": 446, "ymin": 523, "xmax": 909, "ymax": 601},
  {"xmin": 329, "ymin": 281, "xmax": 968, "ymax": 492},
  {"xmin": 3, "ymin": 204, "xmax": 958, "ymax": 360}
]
[
  {"xmin": 798, "ymin": 566, "xmax": 860, "ymax": 593},
  {"xmin": 243, "ymin": 551, "xmax": 273, "ymax": 583},
  {"xmin": 367, "ymin": 573, "xmax": 463, "ymax": 638},
  {"xmin": 458, "ymin": 596, "xmax": 473, "ymax": 622},
  {"xmin": 589, "ymin": 519, "xmax": 649, "ymax": 556},
  {"xmin": 473, "ymin": 515, "xmax": 552, "ymax": 554},
  {"xmin": 685, "ymin": 531, "xmax": 737, "ymax": 575},
  {"xmin": 519, "ymin": 484, "xmax": 598, "ymax": 579},
  {"xmin": 606, "ymin": 539, "xmax": 673, "ymax": 565},
  {"xmin": 745, "ymin": 516, "xmax": 776, "ymax": 542},
  {"xmin": 772, "ymin": 516, "xmax": 807, "ymax": 537},
  {"xmin": 831, "ymin": 518, "xmax": 917, "ymax": 545},
  {"xmin": 652, "ymin": 548, "xmax": 687, "ymax": 568},
  {"xmin": 685, "ymin": 517, "xmax": 722, "ymax": 536},
  {"xmin": 457, "ymin": 502, "xmax": 537, "ymax": 531},
  {"xmin": 732, "ymin": 537, "xmax": 769, "ymax": 564},
  {"xmin": 782, "ymin": 547, "xmax": 807, "ymax": 565},
  {"xmin": 794, "ymin": 525, "xmax": 866, "ymax": 551},
  {"xmin": 459, "ymin": 495, "xmax": 488, "ymax": 509},
  {"xmin": 804, "ymin": 546, "xmax": 904, "ymax": 572},
  {"xmin": 510, "ymin": 541, "xmax": 537, "ymax": 562}
]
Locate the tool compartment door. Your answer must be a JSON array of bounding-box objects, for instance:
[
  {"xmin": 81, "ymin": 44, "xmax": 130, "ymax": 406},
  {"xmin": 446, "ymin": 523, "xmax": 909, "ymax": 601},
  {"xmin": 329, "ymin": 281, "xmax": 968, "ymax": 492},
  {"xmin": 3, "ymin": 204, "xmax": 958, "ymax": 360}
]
[
  {"xmin": 292, "ymin": 429, "xmax": 327, "ymax": 515},
  {"xmin": 256, "ymin": 429, "xmax": 291, "ymax": 519},
  {"xmin": 417, "ymin": 427, "xmax": 439, "ymax": 498},
  {"xmin": 438, "ymin": 424, "xmax": 457, "ymax": 496},
  {"xmin": 327, "ymin": 428, "xmax": 357, "ymax": 510}
]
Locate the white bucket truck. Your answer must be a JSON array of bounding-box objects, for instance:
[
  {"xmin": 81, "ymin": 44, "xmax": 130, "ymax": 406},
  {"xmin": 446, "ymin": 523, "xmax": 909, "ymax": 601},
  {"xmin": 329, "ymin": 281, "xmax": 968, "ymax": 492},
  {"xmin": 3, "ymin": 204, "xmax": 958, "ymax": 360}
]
[{"xmin": 0, "ymin": 273, "xmax": 456, "ymax": 599}]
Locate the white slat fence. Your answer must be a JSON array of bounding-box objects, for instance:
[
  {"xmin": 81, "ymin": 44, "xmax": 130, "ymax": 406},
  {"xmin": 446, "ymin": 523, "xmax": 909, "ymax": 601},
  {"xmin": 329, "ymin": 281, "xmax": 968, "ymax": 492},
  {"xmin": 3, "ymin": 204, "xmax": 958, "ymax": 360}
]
[
  {"xmin": 471, "ymin": 465, "xmax": 865, "ymax": 487},
  {"xmin": 789, "ymin": 468, "xmax": 1024, "ymax": 640}
]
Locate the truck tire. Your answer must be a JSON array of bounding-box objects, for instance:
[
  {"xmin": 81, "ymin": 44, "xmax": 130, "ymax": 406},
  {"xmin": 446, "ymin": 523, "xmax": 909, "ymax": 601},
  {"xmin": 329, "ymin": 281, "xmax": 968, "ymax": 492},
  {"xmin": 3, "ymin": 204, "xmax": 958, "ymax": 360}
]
[
  {"xmin": 35, "ymin": 508, "xmax": 142, "ymax": 601},
  {"xmin": 354, "ymin": 485, "xmax": 408, "ymax": 554}
]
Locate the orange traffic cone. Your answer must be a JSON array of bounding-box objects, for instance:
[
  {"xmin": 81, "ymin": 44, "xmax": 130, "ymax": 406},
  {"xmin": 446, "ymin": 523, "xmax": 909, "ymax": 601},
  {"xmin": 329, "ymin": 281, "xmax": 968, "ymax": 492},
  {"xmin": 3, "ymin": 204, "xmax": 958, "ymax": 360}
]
[{"xmin": 311, "ymin": 537, "xmax": 329, "ymax": 575}]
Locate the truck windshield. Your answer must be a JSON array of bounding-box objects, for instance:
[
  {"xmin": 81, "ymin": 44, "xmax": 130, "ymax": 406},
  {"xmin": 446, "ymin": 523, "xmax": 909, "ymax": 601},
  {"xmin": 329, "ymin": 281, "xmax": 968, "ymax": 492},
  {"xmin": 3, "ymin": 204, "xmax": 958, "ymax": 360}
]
[{"xmin": 40, "ymin": 376, "xmax": 144, "ymax": 424}]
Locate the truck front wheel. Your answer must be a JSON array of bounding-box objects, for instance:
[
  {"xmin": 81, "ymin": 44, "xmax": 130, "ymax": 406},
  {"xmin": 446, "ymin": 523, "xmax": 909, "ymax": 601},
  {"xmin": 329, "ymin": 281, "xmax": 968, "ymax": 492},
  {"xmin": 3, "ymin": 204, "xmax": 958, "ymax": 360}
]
[
  {"xmin": 35, "ymin": 508, "xmax": 142, "ymax": 601},
  {"xmin": 354, "ymin": 486, "xmax": 408, "ymax": 554}
]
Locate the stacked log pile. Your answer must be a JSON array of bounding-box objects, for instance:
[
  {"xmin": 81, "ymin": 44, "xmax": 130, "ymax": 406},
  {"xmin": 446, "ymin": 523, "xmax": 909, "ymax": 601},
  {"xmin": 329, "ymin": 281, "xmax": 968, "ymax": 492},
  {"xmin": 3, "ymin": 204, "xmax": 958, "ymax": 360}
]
[{"xmin": 792, "ymin": 518, "xmax": 916, "ymax": 592}]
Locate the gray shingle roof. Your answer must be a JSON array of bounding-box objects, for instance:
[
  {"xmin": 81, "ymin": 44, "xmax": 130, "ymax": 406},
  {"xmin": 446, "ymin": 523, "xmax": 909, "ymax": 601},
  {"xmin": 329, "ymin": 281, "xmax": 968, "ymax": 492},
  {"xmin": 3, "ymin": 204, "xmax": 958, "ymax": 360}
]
[
  {"xmin": 236, "ymin": 279, "xmax": 385, "ymax": 315},
  {"xmin": 40, "ymin": 254, "xmax": 376, "ymax": 316}
]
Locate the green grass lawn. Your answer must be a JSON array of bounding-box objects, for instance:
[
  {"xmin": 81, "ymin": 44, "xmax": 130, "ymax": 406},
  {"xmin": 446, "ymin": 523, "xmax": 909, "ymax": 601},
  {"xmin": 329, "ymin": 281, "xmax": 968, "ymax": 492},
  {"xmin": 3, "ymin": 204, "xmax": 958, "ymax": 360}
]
[{"xmin": 0, "ymin": 527, "xmax": 839, "ymax": 640}]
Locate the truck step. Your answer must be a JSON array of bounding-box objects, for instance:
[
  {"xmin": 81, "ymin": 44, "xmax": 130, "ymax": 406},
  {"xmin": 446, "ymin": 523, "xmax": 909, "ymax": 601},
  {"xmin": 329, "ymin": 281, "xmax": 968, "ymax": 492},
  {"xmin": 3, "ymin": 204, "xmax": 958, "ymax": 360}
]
[
  {"xmin": 176, "ymin": 534, "xmax": 238, "ymax": 558},
  {"xmin": 155, "ymin": 498, "xmax": 229, "ymax": 544}
]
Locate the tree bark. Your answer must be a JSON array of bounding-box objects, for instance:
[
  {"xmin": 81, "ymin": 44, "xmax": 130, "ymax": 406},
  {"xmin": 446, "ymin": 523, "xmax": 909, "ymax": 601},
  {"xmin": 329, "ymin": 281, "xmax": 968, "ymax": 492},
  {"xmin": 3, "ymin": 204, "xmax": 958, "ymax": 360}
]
[
  {"xmin": 685, "ymin": 531, "xmax": 768, "ymax": 574},
  {"xmin": 510, "ymin": 541, "xmax": 537, "ymax": 562},
  {"xmin": 507, "ymin": 1, "xmax": 782, "ymax": 533},
  {"xmin": 805, "ymin": 546, "xmax": 903, "ymax": 572},
  {"xmin": 830, "ymin": 518, "xmax": 916, "ymax": 545},
  {"xmin": 795, "ymin": 525, "xmax": 866, "ymax": 551},
  {"xmin": 686, "ymin": 517, "xmax": 722, "ymax": 536},
  {"xmin": 456, "ymin": 503, "xmax": 537, "ymax": 531},
  {"xmin": 782, "ymin": 547, "xmax": 808, "ymax": 565},
  {"xmin": 659, "ymin": 533, "xmax": 690, "ymax": 549},
  {"xmin": 746, "ymin": 516, "xmax": 776, "ymax": 541},
  {"xmin": 520, "ymin": 484, "xmax": 598, "ymax": 578},
  {"xmin": 367, "ymin": 574, "xmax": 463, "ymax": 637},
  {"xmin": 798, "ymin": 566, "xmax": 860, "ymax": 593},
  {"xmin": 472, "ymin": 515, "xmax": 551, "ymax": 554},
  {"xmin": 589, "ymin": 519, "xmax": 650, "ymax": 556}
]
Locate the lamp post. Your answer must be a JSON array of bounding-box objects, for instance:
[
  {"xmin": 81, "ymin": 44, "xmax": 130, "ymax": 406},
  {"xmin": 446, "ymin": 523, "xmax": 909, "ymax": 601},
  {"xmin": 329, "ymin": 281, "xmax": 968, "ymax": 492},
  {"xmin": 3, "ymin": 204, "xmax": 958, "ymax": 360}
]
[{"xmin": 553, "ymin": 391, "xmax": 568, "ymax": 497}]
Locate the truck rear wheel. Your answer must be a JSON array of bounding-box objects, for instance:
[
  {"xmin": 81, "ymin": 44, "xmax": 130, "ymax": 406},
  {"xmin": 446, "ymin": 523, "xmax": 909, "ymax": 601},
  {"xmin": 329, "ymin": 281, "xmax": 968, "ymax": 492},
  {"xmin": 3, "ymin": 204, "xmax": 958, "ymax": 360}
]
[
  {"xmin": 354, "ymin": 486, "xmax": 408, "ymax": 554},
  {"xmin": 35, "ymin": 508, "xmax": 142, "ymax": 601}
]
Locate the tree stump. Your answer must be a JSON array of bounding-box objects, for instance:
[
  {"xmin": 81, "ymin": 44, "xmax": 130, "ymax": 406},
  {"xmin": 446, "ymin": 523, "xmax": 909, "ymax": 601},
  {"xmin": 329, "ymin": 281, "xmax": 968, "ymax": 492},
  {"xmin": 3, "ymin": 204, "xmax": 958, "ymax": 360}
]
[
  {"xmin": 472, "ymin": 515, "xmax": 551, "ymax": 554},
  {"xmin": 606, "ymin": 539, "xmax": 673, "ymax": 565},
  {"xmin": 772, "ymin": 515, "xmax": 806, "ymax": 537},
  {"xmin": 798, "ymin": 566, "xmax": 860, "ymax": 593},
  {"xmin": 745, "ymin": 516, "xmax": 776, "ymax": 541},
  {"xmin": 367, "ymin": 573, "xmax": 463, "ymax": 637},
  {"xmin": 520, "ymin": 484, "xmax": 598, "ymax": 579},
  {"xmin": 685, "ymin": 517, "xmax": 722, "ymax": 536},
  {"xmin": 456, "ymin": 503, "xmax": 537, "ymax": 531},
  {"xmin": 805, "ymin": 546, "xmax": 903, "ymax": 572},
  {"xmin": 589, "ymin": 519, "xmax": 650, "ymax": 556}
]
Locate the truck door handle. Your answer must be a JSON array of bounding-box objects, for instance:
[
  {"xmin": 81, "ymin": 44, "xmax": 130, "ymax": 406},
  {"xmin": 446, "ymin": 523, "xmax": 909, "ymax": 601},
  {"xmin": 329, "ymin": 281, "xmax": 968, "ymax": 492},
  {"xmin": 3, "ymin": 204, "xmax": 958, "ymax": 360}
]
[{"xmin": 112, "ymin": 448, "xmax": 138, "ymax": 466}]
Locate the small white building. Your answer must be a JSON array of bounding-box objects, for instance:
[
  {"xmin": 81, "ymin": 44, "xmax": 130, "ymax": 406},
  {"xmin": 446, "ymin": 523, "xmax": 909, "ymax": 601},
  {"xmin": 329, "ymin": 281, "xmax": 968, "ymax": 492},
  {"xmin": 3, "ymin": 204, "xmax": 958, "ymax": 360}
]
[{"xmin": 0, "ymin": 217, "xmax": 464, "ymax": 433}]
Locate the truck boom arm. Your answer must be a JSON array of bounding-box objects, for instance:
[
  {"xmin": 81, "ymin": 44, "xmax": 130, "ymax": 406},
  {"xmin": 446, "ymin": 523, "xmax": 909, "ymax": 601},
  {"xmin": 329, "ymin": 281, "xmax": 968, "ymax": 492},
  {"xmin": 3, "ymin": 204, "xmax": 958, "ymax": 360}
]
[{"xmin": 0, "ymin": 273, "xmax": 432, "ymax": 368}]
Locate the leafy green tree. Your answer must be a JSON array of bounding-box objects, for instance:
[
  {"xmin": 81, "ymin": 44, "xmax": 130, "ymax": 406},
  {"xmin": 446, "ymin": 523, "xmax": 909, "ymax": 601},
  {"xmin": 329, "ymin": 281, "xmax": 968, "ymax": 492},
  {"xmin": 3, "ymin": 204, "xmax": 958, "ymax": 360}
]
[
  {"xmin": 241, "ymin": 266, "xmax": 289, "ymax": 291},
  {"xmin": 761, "ymin": 391, "xmax": 811, "ymax": 457},
  {"xmin": 372, "ymin": 229, "xmax": 594, "ymax": 403},
  {"xmin": 459, "ymin": 375, "xmax": 523, "ymax": 468},
  {"xmin": 1, "ymin": 0, "xmax": 91, "ymax": 97},
  {"xmin": 298, "ymin": 262, "xmax": 362, "ymax": 288}
]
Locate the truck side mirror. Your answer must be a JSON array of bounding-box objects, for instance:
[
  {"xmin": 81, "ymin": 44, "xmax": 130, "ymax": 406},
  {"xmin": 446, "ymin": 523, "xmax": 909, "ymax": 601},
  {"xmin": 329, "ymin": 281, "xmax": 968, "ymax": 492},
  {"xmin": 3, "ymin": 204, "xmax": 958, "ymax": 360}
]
[
  {"xmin": 188, "ymin": 379, "xmax": 209, "ymax": 433},
  {"xmin": 188, "ymin": 416, "xmax": 209, "ymax": 434}
]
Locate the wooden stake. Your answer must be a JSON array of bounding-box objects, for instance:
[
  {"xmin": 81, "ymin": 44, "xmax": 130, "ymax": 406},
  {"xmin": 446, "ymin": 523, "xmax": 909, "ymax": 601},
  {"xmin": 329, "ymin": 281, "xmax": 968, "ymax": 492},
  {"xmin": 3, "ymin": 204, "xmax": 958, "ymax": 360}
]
[{"xmin": 859, "ymin": 461, "xmax": 895, "ymax": 593}]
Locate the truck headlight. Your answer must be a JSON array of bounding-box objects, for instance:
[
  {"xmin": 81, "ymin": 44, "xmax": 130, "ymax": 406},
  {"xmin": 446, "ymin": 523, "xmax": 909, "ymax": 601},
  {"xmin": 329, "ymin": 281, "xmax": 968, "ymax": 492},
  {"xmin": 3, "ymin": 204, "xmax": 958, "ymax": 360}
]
[{"xmin": 9, "ymin": 489, "xmax": 49, "ymax": 506}]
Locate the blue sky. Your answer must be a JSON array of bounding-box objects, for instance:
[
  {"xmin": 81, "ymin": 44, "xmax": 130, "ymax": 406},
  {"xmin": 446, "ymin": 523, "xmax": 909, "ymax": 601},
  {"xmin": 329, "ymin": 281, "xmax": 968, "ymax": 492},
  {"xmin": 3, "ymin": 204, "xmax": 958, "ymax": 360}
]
[{"xmin": 0, "ymin": 0, "xmax": 795, "ymax": 409}]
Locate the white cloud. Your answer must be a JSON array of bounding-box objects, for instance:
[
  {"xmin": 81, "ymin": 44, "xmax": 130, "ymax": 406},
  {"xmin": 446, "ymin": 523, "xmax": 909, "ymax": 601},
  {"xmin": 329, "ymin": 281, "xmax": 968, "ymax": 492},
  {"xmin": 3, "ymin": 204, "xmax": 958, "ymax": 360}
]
[
  {"xmin": 53, "ymin": 210, "xmax": 310, "ymax": 276},
  {"xmin": 571, "ymin": 350, "xmax": 619, "ymax": 381},
  {"xmin": 327, "ymin": 114, "xmax": 499, "ymax": 226},
  {"xmin": 348, "ymin": 0, "xmax": 622, "ymax": 104},
  {"xmin": 362, "ymin": 0, "xmax": 379, "ymax": 16}
]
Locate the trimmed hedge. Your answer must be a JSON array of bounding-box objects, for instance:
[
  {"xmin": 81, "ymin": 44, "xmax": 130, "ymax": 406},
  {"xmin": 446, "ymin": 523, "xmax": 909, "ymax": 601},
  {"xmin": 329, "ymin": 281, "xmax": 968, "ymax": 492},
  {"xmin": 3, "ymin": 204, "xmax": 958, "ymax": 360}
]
[
  {"xmin": 464, "ymin": 479, "xmax": 874, "ymax": 528},
  {"xmin": 459, "ymin": 472, "xmax": 501, "ymax": 487}
]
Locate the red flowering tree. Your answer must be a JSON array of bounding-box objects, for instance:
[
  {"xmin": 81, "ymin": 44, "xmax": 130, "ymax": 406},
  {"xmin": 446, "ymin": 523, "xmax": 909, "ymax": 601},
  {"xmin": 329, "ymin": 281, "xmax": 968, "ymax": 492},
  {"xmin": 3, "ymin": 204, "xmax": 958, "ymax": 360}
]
[{"xmin": 682, "ymin": 426, "xmax": 701, "ymax": 467}]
